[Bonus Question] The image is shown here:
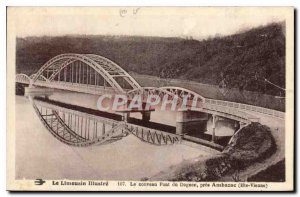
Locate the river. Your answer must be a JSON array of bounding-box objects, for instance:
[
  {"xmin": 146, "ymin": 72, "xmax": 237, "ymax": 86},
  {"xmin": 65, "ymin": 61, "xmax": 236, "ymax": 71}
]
[{"xmin": 15, "ymin": 93, "xmax": 211, "ymax": 180}]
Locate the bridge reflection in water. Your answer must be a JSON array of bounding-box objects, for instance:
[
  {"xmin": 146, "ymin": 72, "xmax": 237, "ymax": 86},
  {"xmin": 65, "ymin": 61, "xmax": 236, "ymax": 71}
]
[
  {"xmin": 31, "ymin": 96, "xmax": 181, "ymax": 147},
  {"xmin": 15, "ymin": 53, "xmax": 284, "ymax": 152}
]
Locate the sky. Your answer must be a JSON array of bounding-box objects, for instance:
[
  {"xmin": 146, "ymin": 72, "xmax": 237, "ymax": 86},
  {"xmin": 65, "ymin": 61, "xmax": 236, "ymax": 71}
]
[{"xmin": 8, "ymin": 7, "xmax": 288, "ymax": 40}]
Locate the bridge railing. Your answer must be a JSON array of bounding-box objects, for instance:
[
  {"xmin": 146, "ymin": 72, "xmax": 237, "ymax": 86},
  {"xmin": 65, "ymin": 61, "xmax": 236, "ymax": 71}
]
[
  {"xmin": 203, "ymin": 102, "xmax": 255, "ymax": 123},
  {"xmin": 204, "ymin": 98, "xmax": 285, "ymax": 119},
  {"xmin": 34, "ymin": 80, "xmax": 119, "ymax": 95}
]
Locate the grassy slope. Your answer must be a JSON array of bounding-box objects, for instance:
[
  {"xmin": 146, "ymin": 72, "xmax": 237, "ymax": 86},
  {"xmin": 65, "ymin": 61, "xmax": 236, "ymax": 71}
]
[{"xmin": 16, "ymin": 23, "xmax": 285, "ymax": 96}]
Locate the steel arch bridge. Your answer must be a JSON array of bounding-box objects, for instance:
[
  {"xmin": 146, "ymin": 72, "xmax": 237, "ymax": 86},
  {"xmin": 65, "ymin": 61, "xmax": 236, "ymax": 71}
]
[
  {"xmin": 18, "ymin": 53, "xmax": 141, "ymax": 94},
  {"xmin": 15, "ymin": 53, "xmax": 286, "ymax": 149},
  {"xmin": 15, "ymin": 53, "xmax": 262, "ymax": 123}
]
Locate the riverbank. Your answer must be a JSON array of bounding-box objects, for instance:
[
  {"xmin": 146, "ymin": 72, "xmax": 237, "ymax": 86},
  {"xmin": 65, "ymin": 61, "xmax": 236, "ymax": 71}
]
[{"xmin": 150, "ymin": 122, "xmax": 281, "ymax": 182}]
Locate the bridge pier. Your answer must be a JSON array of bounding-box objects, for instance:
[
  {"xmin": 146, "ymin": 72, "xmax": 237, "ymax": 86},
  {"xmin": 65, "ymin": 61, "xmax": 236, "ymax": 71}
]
[
  {"xmin": 102, "ymin": 123, "xmax": 106, "ymax": 135},
  {"xmin": 122, "ymin": 112, "xmax": 130, "ymax": 122},
  {"xmin": 211, "ymin": 115, "xmax": 248, "ymax": 142},
  {"xmin": 211, "ymin": 114, "xmax": 218, "ymax": 143},
  {"xmin": 141, "ymin": 111, "xmax": 151, "ymax": 122},
  {"xmin": 15, "ymin": 83, "xmax": 28, "ymax": 95},
  {"xmin": 176, "ymin": 110, "xmax": 208, "ymax": 136},
  {"xmin": 121, "ymin": 111, "xmax": 151, "ymax": 123}
]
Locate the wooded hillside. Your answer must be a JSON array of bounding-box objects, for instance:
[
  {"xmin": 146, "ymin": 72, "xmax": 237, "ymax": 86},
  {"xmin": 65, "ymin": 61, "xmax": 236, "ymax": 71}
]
[{"xmin": 16, "ymin": 22, "xmax": 285, "ymax": 96}]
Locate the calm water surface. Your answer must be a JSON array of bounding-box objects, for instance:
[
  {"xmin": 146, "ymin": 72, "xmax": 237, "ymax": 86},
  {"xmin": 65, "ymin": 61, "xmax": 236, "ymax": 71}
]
[{"xmin": 15, "ymin": 93, "xmax": 211, "ymax": 180}]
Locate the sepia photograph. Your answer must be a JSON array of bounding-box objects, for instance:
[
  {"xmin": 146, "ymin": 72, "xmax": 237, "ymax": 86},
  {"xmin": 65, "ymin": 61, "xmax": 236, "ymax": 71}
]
[{"xmin": 7, "ymin": 6, "xmax": 294, "ymax": 191}]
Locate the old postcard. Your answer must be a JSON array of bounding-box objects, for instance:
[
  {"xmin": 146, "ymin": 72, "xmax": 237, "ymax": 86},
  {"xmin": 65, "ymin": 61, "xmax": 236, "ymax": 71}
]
[{"xmin": 7, "ymin": 7, "xmax": 294, "ymax": 191}]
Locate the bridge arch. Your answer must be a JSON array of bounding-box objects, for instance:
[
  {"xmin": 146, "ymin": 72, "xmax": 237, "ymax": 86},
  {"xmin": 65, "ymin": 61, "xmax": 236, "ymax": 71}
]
[
  {"xmin": 16, "ymin": 74, "xmax": 31, "ymax": 84},
  {"xmin": 32, "ymin": 53, "xmax": 141, "ymax": 93},
  {"xmin": 126, "ymin": 87, "xmax": 180, "ymax": 101},
  {"xmin": 160, "ymin": 86, "xmax": 206, "ymax": 103},
  {"xmin": 126, "ymin": 86, "xmax": 208, "ymax": 111},
  {"xmin": 30, "ymin": 73, "xmax": 48, "ymax": 81}
]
